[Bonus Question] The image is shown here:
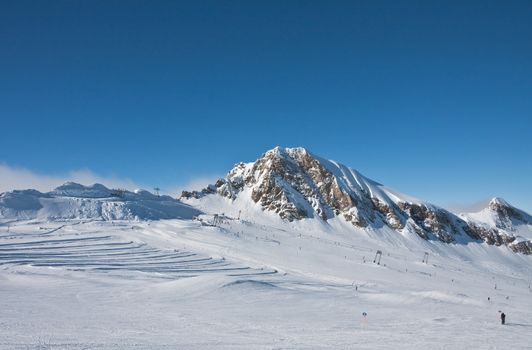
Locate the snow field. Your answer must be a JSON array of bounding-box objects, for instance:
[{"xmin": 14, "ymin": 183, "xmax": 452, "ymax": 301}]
[{"xmin": 1, "ymin": 216, "xmax": 531, "ymax": 349}]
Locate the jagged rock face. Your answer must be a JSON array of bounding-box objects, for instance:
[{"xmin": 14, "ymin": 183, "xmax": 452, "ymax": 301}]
[
  {"xmin": 510, "ymin": 240, "xmax": 532, "ymax": 254},
  {"xmin": 464, "ymin": 223, "xmax": 515, "ymax": 246},
  {"xmin": 184, "ymin": 148, "xmax": 457, "ymax": 240},
  {"xmin": 399, "ymin": 203, "xmax": 452, "ymax": 242},
  {"xmin": 247, "ymin": 149, "xmax": 356, "ymax": 222},
  {"xmin": 372, "ymin": 198, "xmax": 405, "ymax": 230},
  {"xmin": 182, "ymin": 147, "xmax": 378, "ymax": 225},
  {"xmin": 244, "ymin": 148, "xmax": 382, "ymax": 226},
  {"xmin": 181, "ymin": 147, "xmax": 532, "ymax": 254},
  {"xmin": 249, "ymin": 172, "xmax": 308, "ymax": 221}
]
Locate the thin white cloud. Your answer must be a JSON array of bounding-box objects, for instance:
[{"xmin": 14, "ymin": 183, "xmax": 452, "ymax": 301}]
[
  {"xmin": 0, "ymin": 163, "xmax": 140, "ymax": 193},
  {"xmin": 441, "ymin": 198, "xmax": 494, "ymax": 214}
]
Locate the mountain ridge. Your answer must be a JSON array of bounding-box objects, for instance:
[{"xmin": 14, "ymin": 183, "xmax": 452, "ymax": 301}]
[
  {"xmin": 0, "ymin": 182, "xmax": 200, "ymax": 221},
  {"xmin": 181, "ymin": 146, "xmax": 532, "ymax": 254},
  {"xmin": 1, "ymin": 147, "xmax": 530, "ymax": 254}
]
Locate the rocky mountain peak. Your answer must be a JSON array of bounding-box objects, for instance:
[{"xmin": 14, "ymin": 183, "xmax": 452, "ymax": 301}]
[
  {"xmin": 244, "ymin": 146, "xmax": 351, "ymax": 221},
  {"xmin": 489, "ymin": 197, "xmax": 511, "ymax": 210},
  {"xmin": 487, "ymin": 197, "xmax": 530, "ymax": 229},
  {"xmin": 181, "ymin": 147, "xmax": 532, "ymax": 254},
  {"xmin": 182, "ymin": 147, "xmax": 371, "ymax": 223}
]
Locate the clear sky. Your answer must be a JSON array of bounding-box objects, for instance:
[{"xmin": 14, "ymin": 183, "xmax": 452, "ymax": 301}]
[{"xmin": 0, "ymin": 1, "xmax": 531, "ymax": 212}]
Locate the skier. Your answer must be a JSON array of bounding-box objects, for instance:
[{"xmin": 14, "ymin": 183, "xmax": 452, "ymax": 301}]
[{"xmin": 500, "ymin": 312, "xmax": 506, "ymax": 325}]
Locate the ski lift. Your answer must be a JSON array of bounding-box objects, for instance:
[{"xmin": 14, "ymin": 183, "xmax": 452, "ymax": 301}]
[
  {"xmin": 373, "ymin": 250, "xmax": 382, "ymax": 265},
  {"xmin": 213, "ymin": 214, "xmax": 222, "ymax": 226}
]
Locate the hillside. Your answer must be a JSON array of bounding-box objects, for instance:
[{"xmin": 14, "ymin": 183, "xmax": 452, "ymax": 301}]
[{"xmin": 0, "ymin": 182, "xmax": 200, "ymax": 221}]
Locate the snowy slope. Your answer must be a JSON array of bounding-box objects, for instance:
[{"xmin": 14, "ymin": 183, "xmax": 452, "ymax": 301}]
[
  {"xmin": 1, "ymin": 216, "xmax": 531, "ymax": 349},
  {"xmin": 0, "ymin": 182, "xmax": 200, "ymax": 221}
]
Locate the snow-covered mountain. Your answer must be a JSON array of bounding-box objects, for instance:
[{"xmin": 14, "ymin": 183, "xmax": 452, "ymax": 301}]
[
  {"xmin": 0, "ymin": 182, "xmax": 200, "ymax": 221},
  {"xmin": 1, "ymin": 147, "xmax": 530, "ymax": 254},
  {"xmin": 2, "ymin": 148, "xmax": 532, "ymax": 349},
  {"xmin": 181, "ymin": 146, "xmax": 532, "ymax": 254}
]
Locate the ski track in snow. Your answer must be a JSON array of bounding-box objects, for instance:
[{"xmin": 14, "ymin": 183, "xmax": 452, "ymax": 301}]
[{"xmin": 0, "ymin": 221, "xmax": 276, "ymax": 278}]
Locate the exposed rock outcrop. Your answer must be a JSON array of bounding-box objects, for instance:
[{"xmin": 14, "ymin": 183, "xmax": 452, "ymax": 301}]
[{"xmin": 181, "ymin": 146, "xmax": 532, "ymax": 254}]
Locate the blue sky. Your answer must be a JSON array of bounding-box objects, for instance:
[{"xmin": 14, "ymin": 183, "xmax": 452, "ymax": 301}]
[{"xmin": 0, "ymin": 1, "xmax": 531, "ymax": 212}]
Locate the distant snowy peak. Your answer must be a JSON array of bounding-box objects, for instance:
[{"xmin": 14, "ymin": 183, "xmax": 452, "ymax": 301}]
[
  {"xmin": 182, "ymin": 146, "xmax": 532, "ymax": 254},
  {"xmin": 51, "ymin": 182, "xmax": 113, "ymax": 198},
  {"xmin": 456, "ymin": 197, "xmax": 532, "ymax": 252},
  {"xmin": 488, "ymin": 197, "xmax": 532, "ymax": 227},
  {"xmin": 0, "ymin": 183, "xmax": 200, "ymax": 221},
  {"xmin": 461, "ymin": 197, "xmax": 532, "ymax": 229}
]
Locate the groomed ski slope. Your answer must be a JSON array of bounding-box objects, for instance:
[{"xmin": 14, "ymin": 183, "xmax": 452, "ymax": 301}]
[{"xmin": 1, "ymin": 211, "xmax": 531, "ymax": 349}]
